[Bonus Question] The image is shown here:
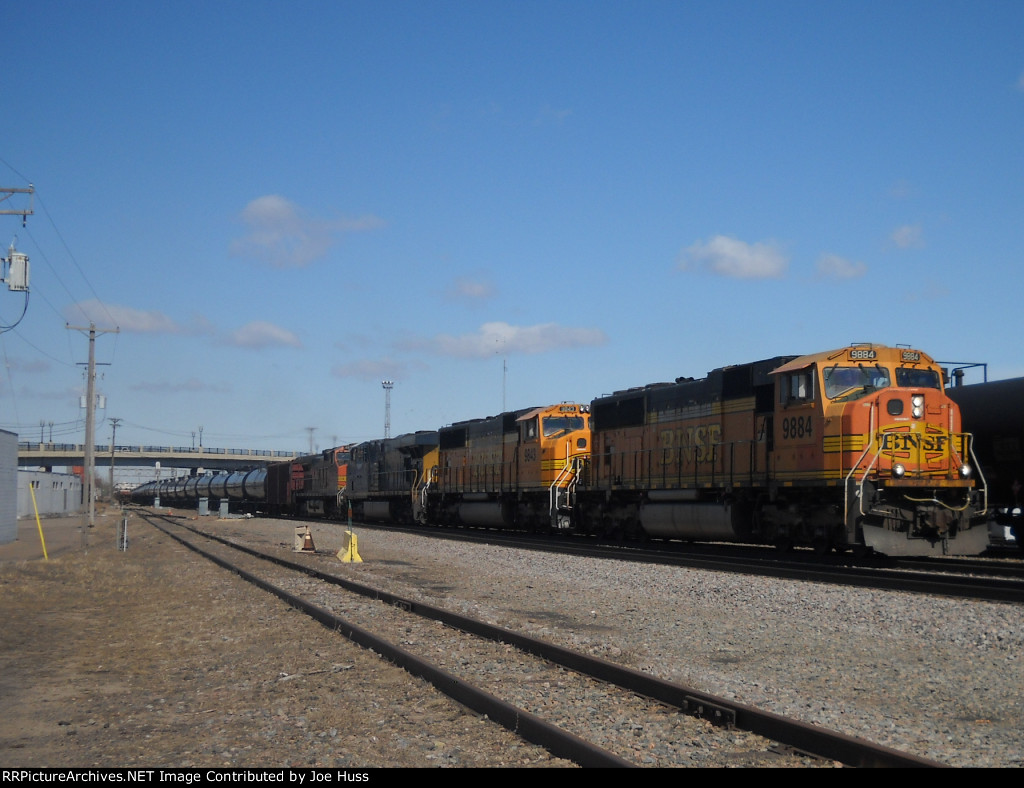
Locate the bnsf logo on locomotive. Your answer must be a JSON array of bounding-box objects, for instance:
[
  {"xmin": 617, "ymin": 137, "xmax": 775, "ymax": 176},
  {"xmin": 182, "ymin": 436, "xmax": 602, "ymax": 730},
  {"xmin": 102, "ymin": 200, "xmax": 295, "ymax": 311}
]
[
  {"xmin": 659, "ymin": 424, "xmax": 722, "ymax": 464},
  {"xmin": 879, "ymin": 430, "xmax": 949, "ymax": 453}
]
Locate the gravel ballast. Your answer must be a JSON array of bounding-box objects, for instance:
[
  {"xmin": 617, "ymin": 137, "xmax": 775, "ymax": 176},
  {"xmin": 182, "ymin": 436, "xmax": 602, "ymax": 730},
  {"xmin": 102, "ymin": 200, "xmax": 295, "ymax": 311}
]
[
  {"xmin": 292, "ymin": 518, "xmax": 1023, "ymax": 768},
  {"xmin": 2, "ymin": 511, "xmax": 1021, "ymax": 768}
]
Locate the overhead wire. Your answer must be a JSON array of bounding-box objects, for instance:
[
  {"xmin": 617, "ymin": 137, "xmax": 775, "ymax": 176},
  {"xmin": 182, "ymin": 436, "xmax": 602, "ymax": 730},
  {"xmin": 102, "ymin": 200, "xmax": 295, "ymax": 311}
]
[{"xmin": 0, "ymin": 160, "xmax": 120, "ymax": 438}]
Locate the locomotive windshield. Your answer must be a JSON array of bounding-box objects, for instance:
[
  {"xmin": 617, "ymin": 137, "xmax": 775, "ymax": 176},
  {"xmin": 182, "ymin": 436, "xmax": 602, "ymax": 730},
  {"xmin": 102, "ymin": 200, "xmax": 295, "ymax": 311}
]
[
  {"xmin": 543, "ymin": 416, "xmax": 585, "ymax": 437},
  {"xmin": 895, "ymin": 367, "xmax": 941, "ymax": 389},
  {"xmin": 823, "ymin": 365, "xmax": 891, "ymax": 401}
]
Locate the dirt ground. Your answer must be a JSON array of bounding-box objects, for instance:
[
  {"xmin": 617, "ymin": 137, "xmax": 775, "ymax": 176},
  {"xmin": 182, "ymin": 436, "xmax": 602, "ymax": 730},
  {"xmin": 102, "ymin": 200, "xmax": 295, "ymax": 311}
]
[{"xmin": 0, "ymin": 509, "xmax": 567, "ymax": 768}]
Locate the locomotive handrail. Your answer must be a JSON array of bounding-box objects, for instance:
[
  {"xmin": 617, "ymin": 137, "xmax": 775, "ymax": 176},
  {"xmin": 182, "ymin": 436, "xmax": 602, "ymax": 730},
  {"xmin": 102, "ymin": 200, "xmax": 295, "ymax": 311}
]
[
  {"xmin": 966, "ymin": 434, "xmax": 988, "ymax": 517},
  {"xmin": 549, "ymin": 443, "xmax": 585, "ymax": 528},
  {"xmin": 416, "ymin": 467, "xmax": 435, "ymax": 522},
  {"xmin": 844, "ymin": 401, "xmax": 878, "ymax": 519}
]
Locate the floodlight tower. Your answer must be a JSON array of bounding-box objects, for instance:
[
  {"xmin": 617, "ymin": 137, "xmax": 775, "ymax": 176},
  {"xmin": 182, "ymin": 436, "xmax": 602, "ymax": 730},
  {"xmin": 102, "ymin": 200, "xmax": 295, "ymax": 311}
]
[{"xmin": 382, "ymin": 380, "xmax": 394, "ymax": 439}]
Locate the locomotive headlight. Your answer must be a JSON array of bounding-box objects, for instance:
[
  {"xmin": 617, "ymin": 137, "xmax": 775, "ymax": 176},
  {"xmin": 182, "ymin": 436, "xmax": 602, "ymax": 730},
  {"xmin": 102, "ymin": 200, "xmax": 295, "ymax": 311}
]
[
  {"xmin": 911, "ymin": 394, "xmax": 924, "ymax": 419},
  {"xmin": 892, "ymin": 463, "xmax": 906, "ymax": 478},
  {"xmin": 959, "ymin": 464, "xmax": 972, "ymax": 479}
]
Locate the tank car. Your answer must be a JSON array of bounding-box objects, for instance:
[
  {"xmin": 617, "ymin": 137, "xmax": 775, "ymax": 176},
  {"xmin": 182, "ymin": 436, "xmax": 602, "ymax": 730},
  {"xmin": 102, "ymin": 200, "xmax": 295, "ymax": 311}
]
[
  {"xmin": 225, "ymin": 467, "xmax": 267, "ymax": 503},
  {"xmin": 948, "ymin": 377, "xmax": 1023, "ymax": 546},
  {"xmin": 426, "ymin": 403, "xmax": 591, "ymax": 530},
  {"xmin": 576, "ymin": 344, "xmax": 989, "ymax": 556}
]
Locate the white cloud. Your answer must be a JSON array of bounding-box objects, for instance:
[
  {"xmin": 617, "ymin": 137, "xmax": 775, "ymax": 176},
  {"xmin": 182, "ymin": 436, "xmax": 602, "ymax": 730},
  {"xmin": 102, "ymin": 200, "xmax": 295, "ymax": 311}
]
[
  {"xmin": 64, "ymin": 300, "xmax": 183, "ymax": 333},
  {"xmin": 816, "ymin": 253, "xmax": 867, "ymax": 279},
  {"xmin": 534, "ymin": 105, "xmax": 573, "ymax": 126},
  {"xmin": 890, "ymin": 224, "xmax": 925, "ymax": 249},
  {"xmin": 678, "ymin": 235, "xmax": 788, "ymax": 279},
  {"xmin": 230, "ymin": 194, "xmax": 384, "ymax": 268},
  {"xmin": 407, "ymin": 321, "xmax": 608, "ymax": 359},
  {"xmin": 332, "ymin": 358, "xmax": 408, "ymax": 381},
  {"xmin": 447, "ymin": 277, "xmax": 495, "ymax": 302},
  {"xmin": 225, "ymin": 321, "xmax": 301, "ymax": 349},
  {"xmin": 3, "ymin": 357, "xmax": 49, "ymax": 373},
  {"xmin": 130, "ymin": 377, "xmax": 232, "ymax": 394},
  {"xmin": 888, "ymin": 179, "xmax": 916, "ymax": 199}
]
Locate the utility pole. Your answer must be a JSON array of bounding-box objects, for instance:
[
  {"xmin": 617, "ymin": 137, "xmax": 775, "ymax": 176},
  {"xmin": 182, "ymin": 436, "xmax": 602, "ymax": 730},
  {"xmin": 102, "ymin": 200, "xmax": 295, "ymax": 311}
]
[
  {"xmin": 67, "ymin": 322, "xmax": 119, "ymax": 528},
  {"xmin": 382, "ymin": 380, "xmax": 394, "ymax": 439},
  {"xmin": 306, "ymin": 426, "xmax": 316, "ymax": 454},
  {"xmin": 0, "ymin": 185, "xmax": 34, "ymax": 225},
  {"xmin": 109, "ymin": 417, "xmax": 122, "ymax": 500}
]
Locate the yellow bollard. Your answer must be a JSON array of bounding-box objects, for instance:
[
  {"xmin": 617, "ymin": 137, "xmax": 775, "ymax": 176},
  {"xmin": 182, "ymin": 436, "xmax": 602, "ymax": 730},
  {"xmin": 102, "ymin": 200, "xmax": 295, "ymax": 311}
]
[
  {"xmin": 29, "ymin": 483, "xmax": 48, "ymax": 561},
  {"xmin": 337, "ymin": 530, "xmax": 362, "ymax": 563}
]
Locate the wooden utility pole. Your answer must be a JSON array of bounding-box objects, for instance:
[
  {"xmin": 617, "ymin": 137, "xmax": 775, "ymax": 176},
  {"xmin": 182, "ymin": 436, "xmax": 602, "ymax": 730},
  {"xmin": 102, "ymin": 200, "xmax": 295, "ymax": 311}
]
[
  {"xmin": 67, "ymin": 322, "xmax": 119, "ymax": 527},
  {"xmin": 108, "ymin": 417, "xmax": 122, "ymax": 499},
  {"xmin": 0, "ymin": 185, "xmax": 33, "ymax": 225}
]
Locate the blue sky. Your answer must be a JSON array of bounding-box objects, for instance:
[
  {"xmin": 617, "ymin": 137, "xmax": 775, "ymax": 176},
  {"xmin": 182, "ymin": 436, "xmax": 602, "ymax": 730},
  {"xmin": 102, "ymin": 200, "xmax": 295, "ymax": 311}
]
[{"xmin": 2, "ymin": 0, "xmax": 1022, "ymax": 463}]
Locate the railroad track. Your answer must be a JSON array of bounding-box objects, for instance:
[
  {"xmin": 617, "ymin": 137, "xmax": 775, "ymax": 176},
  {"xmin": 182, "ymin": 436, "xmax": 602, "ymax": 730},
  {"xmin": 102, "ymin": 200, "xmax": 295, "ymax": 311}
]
[
  {"xmin": 336, "ymin": 520, "xmax": 1024, "ymax": 604},
  {"xmin": 139, "ymin": 511, "xmax": 945, "ymax": 768}
]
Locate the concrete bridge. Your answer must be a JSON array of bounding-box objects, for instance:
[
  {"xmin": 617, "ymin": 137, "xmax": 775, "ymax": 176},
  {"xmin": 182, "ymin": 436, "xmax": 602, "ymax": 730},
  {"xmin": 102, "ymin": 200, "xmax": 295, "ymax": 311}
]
[{"xmin": 18, "ymin": 442, "xmax": 298, "ymax": 472}]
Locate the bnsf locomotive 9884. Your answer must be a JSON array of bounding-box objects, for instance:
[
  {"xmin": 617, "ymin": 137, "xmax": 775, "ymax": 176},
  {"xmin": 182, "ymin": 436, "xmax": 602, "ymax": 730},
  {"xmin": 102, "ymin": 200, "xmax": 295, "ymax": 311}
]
[{"xmin": 133, "ymin": 344, "xmax": 990, "ymax": 556}]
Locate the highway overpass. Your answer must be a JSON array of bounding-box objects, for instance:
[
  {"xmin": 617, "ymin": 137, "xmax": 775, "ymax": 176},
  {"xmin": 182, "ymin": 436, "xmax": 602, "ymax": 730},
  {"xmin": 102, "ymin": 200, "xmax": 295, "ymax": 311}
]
[{"xmin": 18, "ymin": 442, "xmax": 298, "ymax": 472}]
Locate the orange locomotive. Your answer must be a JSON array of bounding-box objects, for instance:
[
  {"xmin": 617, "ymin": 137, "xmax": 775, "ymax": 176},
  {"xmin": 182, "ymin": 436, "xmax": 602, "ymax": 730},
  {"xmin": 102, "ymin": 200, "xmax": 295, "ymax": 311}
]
[
  {"xmin": 575, "ymin": 344, "xmax": 988, "ymax": 556},
  {"xmin": 265, "ymin": 445, "xmax": 350, "ymax": 517},
  {"xmin": 129, "ymin": 344, "xmax": 989, "ymax": 556},
  {"xmin": 425, "ymin": 402, "xmax": 591, "ymax": 531}
]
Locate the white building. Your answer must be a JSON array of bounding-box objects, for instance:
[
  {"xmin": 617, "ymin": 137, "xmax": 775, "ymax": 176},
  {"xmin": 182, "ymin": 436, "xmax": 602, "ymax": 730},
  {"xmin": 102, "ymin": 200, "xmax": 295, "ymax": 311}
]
[
  {"xmin": 0, "ymin": 430, "xmax": 16, "ymax": 544},
  {"xmin": 17, "ymin": 469, "xmax": 83, "ymax": 519}
]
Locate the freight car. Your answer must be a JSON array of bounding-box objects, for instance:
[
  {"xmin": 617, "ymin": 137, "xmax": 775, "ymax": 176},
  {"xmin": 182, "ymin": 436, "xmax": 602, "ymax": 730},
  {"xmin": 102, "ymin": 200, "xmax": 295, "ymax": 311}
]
[
  {"xmin": 130, "ymin": 343, "xmax": 991, "ymax": 556},
  {"xmin": 948, "ymin": 377, "xmax": 1023, "ymax": 545},
  {"xmin": 575, "ymin": 344, "xmax": 989, "ymax": 556}
]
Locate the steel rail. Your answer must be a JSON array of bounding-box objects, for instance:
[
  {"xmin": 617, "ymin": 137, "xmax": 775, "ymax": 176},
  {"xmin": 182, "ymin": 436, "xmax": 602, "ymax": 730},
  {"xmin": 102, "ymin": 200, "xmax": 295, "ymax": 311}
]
[
  {"xmin": 150, "ymin": 512, "xmax": 946, "ymax": 768},
  {"xmin": 144, "ymin": 514, "xmax": 633, "ymax": 768}
]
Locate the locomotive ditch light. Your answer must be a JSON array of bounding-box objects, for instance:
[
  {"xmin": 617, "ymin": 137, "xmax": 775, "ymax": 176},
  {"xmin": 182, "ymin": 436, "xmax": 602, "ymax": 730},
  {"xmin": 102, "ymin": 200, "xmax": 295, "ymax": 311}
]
[
  {"xmin": 959, "ymin": 464, "xmax": 972, "ymax": 479},
  {"xmin": 911, "ymin": 394, "xmax": 924, "ymax": 419},
  {"xmin": 892, "ymin": 463, "xmax": 906, "ymax": 478}
]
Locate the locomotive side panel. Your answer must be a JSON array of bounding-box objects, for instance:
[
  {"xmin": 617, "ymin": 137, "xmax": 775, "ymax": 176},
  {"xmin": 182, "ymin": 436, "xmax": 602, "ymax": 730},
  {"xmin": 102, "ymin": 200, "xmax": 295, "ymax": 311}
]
[
  {"xmin": 430, "ymin": 405, "xmax": 589, "ymax": 530},
  {"xmin": 582, "ymin": 359, "xmax": 789, "ymax": 541},
  {"xmin": 347, "ymin": 432, "xmax": 439, "ymax": 523}
]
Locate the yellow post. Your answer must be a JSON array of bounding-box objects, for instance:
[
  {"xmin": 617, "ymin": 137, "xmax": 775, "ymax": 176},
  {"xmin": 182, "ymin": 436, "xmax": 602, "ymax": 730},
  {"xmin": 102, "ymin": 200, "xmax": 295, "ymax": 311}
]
[
  {"xmin": 337, "ymin": 530, "xmax": 362, "ymax": 563},
  {"xmin": 29, "ymin": 482, "xmax": 48, "ymax": 561}
]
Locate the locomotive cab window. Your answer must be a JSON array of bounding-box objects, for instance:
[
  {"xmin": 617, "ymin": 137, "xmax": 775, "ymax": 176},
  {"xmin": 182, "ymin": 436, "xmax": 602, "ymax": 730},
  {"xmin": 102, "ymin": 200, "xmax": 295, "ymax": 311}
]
[
  {"xmin": 543, "ymin": 416, "xmax": 585, "ymax": 438},
  {"xmin": 522, "ymin": 417, "xmax": 538, "ymax": 440},
  {"xmin": 896, "ymin": 367, "xmax": 940, "ymax": 389},
  {"xmin": 781, "ymin": 370, "xmax": 815, "ymax": 405},
  {"xmin": 823, "ymin": 365, "xmax": 891, "ymax": 401}
]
